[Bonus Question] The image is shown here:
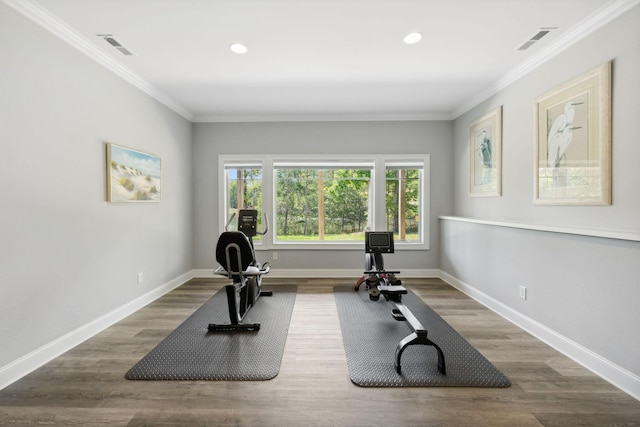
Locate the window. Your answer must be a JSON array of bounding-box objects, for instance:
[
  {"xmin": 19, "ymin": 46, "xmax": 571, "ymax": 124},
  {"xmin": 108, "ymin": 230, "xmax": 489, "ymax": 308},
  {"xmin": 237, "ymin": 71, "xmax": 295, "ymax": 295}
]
[
  {"xmin": 219, "ymin": 155, "xmax": 429, "ymax": 249},
  {"xmin": 385, "ymin": 161, "xmax": 424, "ymax": 243},
  {"xmin": 274, "ymin": 161, "xmax": 372, "ymax": 242},
  {"xmin": 222, "ymin": 162, "xmax": 263, "ymax": 241}
]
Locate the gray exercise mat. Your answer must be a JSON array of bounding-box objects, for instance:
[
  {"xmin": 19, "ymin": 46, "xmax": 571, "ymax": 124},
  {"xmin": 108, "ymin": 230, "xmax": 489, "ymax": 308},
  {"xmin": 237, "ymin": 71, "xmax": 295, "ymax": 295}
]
[
  {"xmin": 126, "ymin": 285, "xmax": 297, "ymax": 381},
  {"xmin": 334, "ymin": 285, "xmax": 510, "ymax": 387}
]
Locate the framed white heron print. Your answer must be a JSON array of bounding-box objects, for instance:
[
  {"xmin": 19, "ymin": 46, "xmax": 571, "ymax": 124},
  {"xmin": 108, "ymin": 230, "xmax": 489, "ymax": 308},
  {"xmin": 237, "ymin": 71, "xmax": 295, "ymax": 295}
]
[
  {"xmin": 469, "ymin": 106, "xmax": 502, "ymax": 197},
  {"xmin": 534, "ymin": 61, "xmax": 611, "ymax": 205}
]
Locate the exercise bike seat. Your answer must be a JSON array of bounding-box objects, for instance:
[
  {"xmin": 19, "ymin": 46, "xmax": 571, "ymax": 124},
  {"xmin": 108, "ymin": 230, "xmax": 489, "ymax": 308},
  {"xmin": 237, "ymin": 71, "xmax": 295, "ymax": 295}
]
[{"xmin": 215, "ymin": 231, "xmax": 266, "ymax": 280}]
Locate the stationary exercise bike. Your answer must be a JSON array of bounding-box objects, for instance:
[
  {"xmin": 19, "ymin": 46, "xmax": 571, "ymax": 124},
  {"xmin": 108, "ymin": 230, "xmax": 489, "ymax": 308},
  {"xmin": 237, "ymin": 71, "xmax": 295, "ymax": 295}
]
[
  {"xmin": 355, "ymin": 231, "xmax": 446, "ymax": 375},
  {"xmin": 208, "ymin": 209, "xmax": 271, "ymax": 332}
]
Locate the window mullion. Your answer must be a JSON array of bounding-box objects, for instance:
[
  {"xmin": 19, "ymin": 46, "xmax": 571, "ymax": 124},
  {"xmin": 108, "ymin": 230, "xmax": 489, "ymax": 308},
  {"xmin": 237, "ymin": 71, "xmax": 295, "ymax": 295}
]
[
  {"xmin": 261, "ymin": 157, "xmax": 273, "ymax": 248},
  {"xmin": 373, "ymin": 158, "xmax": 386, "ymax": 231}
]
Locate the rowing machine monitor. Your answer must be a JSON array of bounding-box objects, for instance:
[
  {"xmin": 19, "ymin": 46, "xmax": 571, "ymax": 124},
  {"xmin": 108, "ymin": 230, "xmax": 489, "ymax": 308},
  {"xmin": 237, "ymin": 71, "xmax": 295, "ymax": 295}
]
[{"xmin": 365, "ymin": 231, "xmax": 394, "ymax": 254}]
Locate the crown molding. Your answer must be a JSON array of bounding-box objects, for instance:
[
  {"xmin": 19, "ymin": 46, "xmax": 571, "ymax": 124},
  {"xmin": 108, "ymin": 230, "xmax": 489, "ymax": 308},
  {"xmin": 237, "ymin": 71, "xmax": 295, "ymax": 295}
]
[
  {"xmin": 3, "ymin": 0, "xmax": 194, "ymax": 121},
  {"xmin": 452, "ymin": 0, "xmax": 640, "ymax": 118},
  {"xmin": 192, "ymin": 112, "xmax": 454, "ymax": 123}
]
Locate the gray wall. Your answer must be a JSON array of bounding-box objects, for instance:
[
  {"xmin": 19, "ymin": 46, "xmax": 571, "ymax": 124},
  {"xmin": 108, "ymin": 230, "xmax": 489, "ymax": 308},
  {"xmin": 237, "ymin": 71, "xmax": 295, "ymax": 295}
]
[
  {"xmin": 452, "ymin": 6, "xmax": 640, "ymax": 230},
  {"xmin": 193, "ymin": 121, "xmax": 453, "ymax": 272},
  {"xmin": 443, "ymin": 4, "xmax": 640, "ymax": 391},
  {"xmin": 0, "ymin": 4, "xmax": 193, "ymax": 368}
]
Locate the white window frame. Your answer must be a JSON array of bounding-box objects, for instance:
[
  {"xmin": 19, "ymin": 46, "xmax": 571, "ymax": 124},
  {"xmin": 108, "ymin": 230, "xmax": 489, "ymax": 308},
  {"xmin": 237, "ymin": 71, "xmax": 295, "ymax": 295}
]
[{"xmin": 218, "ymin": 154, "xmax": 430, "ymax": 251}]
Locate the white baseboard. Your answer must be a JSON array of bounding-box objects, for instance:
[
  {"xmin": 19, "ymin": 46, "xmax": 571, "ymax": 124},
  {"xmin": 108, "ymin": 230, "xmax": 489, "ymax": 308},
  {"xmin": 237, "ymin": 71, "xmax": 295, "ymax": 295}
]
[
  {"xmin": 438, "ymin": 270, "xmax": 640, "ymax": 401},
  {"xmin": 0, "ymin": 271, "xmax": 193, "ymax": 391}
]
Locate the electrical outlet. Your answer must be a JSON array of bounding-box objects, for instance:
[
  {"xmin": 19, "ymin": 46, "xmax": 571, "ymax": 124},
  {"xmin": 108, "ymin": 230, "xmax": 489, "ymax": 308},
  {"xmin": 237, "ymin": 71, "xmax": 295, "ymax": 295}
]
[
  {"xmin": 519, "ymin": 285, "xmax": 527, "ymax": 300},
  {"xmin": 137, "ymin": 272, "xmax": 144, "ymax": 284},
  {"xmin": 273, "ymin": 252, "xmax": 278, "ymax": 260}
]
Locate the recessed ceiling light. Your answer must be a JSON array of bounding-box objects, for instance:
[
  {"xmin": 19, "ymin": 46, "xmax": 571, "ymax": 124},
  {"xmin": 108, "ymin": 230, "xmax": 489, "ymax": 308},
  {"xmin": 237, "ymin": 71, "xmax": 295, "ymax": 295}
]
[
  {"xmin": 403, "ymin": 32, "xmax": 423, "ymax": 45},
  {"xmin": 230, "ymin": 43, "xmax": 248, "ymax": 54}
]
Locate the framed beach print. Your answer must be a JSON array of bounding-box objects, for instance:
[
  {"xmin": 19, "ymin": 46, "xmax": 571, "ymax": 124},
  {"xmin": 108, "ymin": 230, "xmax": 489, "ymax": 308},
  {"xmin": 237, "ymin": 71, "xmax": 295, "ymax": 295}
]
[
  {"xmin": 469, "ymin": 106, "xmax": 502, "ymax": 197},
  {"xmin": 534, "ymin": 61, "xmax": 611, "ymax": 205},
  {"xmin": 106, "ymin": 143, "xmax": 161, "ymax": 202}
]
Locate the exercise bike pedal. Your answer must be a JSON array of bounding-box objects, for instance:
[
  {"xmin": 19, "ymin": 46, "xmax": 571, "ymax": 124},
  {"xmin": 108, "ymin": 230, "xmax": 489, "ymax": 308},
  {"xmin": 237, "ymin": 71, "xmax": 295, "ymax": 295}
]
[{"xmin": 391, "ymin": 308, "xmax": 407, "ymax": 321}]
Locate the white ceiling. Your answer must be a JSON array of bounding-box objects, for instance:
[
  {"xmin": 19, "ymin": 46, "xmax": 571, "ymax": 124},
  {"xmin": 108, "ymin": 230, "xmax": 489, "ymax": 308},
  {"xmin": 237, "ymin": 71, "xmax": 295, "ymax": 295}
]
[{"xmin": 7, "ymin": 0, "xmax": 635, "ymax": 121}]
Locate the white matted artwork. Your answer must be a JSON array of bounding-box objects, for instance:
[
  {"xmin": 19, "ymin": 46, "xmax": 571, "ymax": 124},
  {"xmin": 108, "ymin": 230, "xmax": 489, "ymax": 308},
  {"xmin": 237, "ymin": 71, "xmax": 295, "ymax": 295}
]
[
  {"xmin": 534, "ymin": 61, "xmax": 611, "ymax": 205},
  {"xmin": 469, "ymin": 106, "xmax": 502, "ymax": 197},
  {"xmin": 106, "ymin": 143, "xmax": 161, "ymax": 202}
]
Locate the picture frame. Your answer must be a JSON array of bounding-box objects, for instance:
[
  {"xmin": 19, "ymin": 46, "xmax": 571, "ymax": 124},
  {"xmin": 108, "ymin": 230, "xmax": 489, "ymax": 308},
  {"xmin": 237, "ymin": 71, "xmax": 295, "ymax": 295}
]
[
  {"xmin": 534, "ymin": 61, "xmax": 611, "ymax": 205},
  {"xmin": 469, "ymin": 106, "xmax": 502, "ymax": 197},
  {"xmin": 106, "ymin": 143, "xmax": 161, "ymax": 202}
]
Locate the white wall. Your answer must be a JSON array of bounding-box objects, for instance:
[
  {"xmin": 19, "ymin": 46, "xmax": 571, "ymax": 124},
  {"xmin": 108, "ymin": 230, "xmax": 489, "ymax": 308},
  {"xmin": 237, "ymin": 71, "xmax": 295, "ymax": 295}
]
[
  {"xmin": 0, "ymin": 3, "xmax": 193, "ymax": 375},
  {"xmin": 193, "ymin": 121, "xmax": 453, "ymax": 274},
  {"xmin": 443, "ymin": 4, "xmax": 640, "ymax": 398}
]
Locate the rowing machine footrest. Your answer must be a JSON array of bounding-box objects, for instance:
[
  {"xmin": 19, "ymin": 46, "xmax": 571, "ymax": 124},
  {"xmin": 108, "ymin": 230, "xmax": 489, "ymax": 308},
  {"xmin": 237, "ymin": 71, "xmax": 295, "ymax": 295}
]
[{"xmin": 378, "ymin": 284, "xmax": 407, "ymax": 295}]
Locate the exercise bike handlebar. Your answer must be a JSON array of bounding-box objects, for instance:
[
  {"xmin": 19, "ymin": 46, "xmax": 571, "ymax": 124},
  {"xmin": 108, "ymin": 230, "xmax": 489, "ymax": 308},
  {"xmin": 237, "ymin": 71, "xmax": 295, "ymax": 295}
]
[
  {"xmin": 257, "ymin": 213, "xmax": 268, "ymax": 235},
  {"xmin": 225, "ymin": 212, "xmax": 237, "ymax": 231}
]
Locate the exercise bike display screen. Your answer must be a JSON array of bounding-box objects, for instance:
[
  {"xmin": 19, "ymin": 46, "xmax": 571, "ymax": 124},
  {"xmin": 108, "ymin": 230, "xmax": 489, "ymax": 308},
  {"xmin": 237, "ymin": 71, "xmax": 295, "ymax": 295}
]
[
  {"xmin": 365, "ymin": 231, "xmax": 394, "ymax": 253},
  {"xmin": 237, "ymin": 209, "xmax": 258, "ymax": 237}
]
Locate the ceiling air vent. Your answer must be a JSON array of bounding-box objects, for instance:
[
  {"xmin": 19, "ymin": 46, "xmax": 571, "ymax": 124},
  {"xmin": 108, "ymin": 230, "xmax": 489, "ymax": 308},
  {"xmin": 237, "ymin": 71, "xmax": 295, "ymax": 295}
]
[
  {"xmin": 517, "ymin": 27, "xmax": 556, "ymax": 51},
  {"xmin": 97, "ymin": 34, "xmax": 133, "ymax": 56}
]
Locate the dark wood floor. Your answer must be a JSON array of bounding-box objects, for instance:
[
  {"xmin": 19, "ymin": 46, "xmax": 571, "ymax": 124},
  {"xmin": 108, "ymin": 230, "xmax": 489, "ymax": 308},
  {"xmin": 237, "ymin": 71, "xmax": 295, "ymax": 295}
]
[{"xmin": 1, "ymin": 277, "xmax": 639, "ymax": 426}]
